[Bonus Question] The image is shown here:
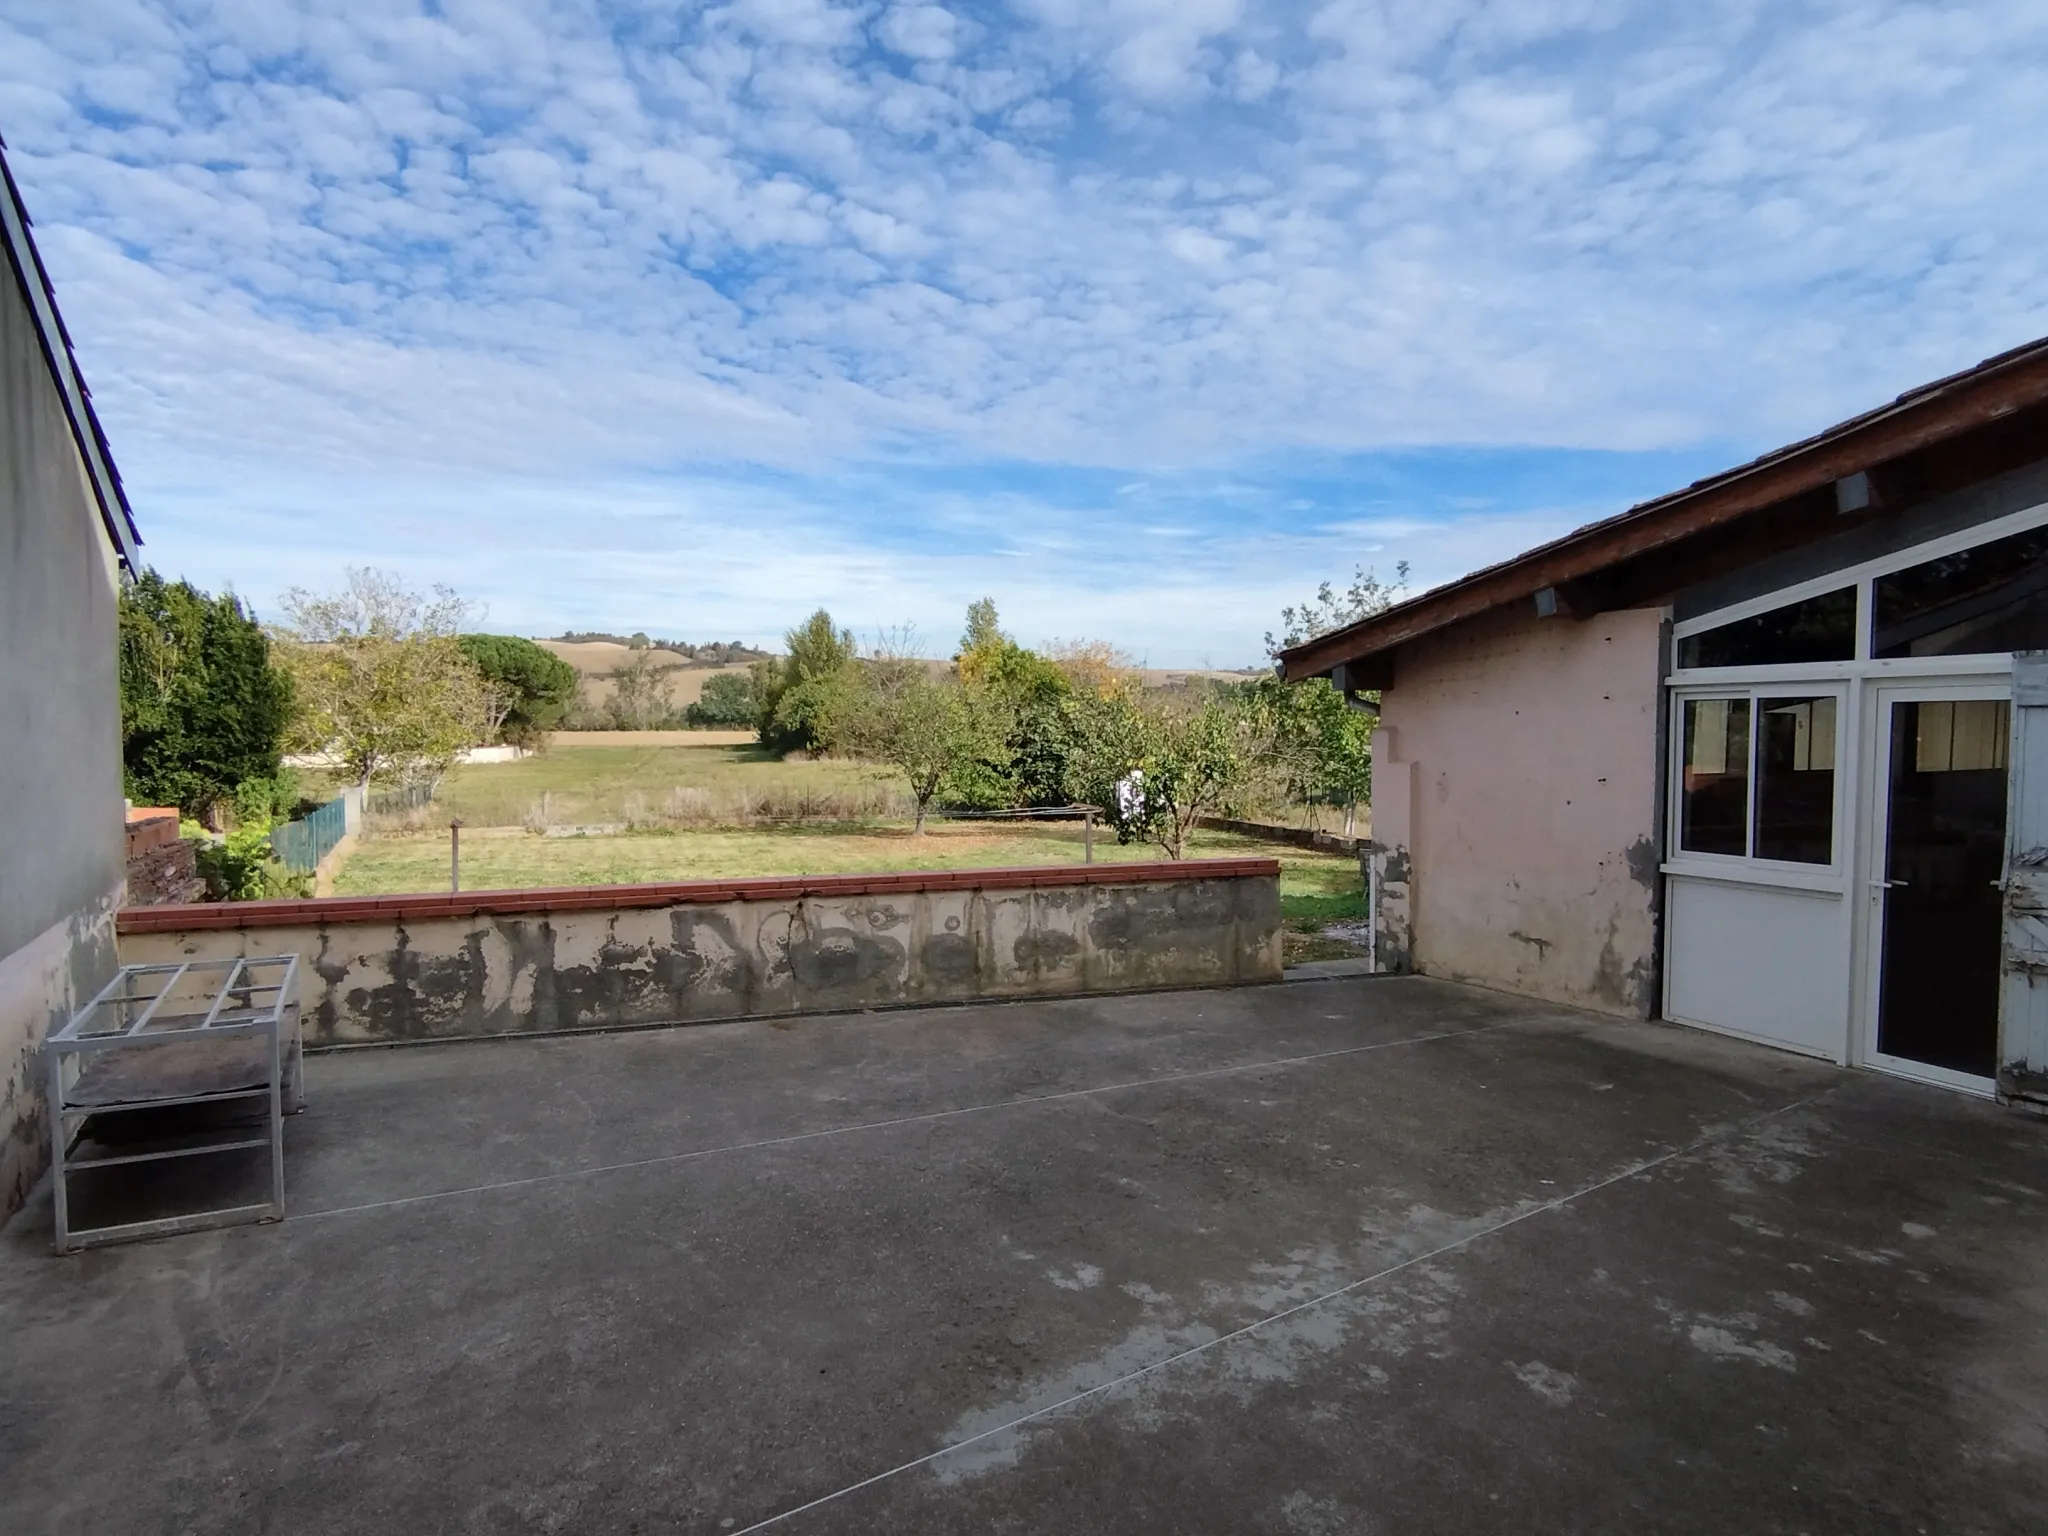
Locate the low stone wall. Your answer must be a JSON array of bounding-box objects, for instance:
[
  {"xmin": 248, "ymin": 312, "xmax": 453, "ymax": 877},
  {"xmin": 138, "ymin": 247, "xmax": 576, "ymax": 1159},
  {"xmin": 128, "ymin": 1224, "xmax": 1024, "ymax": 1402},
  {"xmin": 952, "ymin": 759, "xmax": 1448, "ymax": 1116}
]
[
  {"xmin": 117, "ymin": 859, "xmax": 1283, "ymax": 1046},
  {"xmin": 1195, "ymin": 815, "xmax": 1367, "ymax": 857}
]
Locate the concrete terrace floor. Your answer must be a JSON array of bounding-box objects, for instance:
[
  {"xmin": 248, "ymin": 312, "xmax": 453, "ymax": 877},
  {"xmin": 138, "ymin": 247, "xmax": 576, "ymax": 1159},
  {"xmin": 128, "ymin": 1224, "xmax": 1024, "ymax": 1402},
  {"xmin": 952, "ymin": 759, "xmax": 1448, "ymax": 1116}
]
[{"xmin": 4, "ymin": 978, "xmax": 2047, "ymax": 1535}]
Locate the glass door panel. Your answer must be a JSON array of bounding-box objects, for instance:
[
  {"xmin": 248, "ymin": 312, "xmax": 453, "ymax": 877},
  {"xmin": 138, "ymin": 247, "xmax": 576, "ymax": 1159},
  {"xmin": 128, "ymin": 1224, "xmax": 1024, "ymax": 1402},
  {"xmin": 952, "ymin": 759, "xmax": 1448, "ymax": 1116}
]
[{"xmin": 1874, "ymin": 697, "xmax": 2009, "ymax": 1078}]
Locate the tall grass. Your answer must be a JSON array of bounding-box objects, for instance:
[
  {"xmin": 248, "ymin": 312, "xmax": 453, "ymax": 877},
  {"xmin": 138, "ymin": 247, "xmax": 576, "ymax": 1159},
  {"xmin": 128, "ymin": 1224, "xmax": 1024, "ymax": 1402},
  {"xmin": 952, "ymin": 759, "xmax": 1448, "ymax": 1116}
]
[
  {"xmin": 349, "ymin": 740, "xmax": 906, "ymax": 835},
  {"xmin": 368, "ymin": 778, "xmax": 914, "ymax": 836}
]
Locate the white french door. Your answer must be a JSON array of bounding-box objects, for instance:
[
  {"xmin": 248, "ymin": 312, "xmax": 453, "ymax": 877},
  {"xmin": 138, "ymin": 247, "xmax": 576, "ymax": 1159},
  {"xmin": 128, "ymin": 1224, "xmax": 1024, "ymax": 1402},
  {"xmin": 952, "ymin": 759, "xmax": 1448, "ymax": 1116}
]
[{"xmin": 1857, "ymin": 679, "xmax": 2012, "ymax": 1094}]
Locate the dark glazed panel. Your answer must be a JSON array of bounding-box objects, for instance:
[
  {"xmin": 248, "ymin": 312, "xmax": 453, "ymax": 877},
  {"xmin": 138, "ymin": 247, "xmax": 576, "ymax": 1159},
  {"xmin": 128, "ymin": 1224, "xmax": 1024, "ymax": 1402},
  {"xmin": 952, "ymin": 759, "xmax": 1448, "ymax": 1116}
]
[
  {"xmin": 1679, "ymin": 587, "xmax": 1855, "ymax": 669},
  {"xmin": 1873, "ymin": 524, "xmax": 2048, "ymax": 658}
]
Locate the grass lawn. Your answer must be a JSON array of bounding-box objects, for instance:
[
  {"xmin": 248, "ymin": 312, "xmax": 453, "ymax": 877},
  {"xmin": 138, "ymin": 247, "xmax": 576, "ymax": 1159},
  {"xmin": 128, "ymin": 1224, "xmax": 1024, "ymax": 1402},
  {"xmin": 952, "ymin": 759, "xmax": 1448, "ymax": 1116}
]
[{"xmin": 332, "ymin": 820, "xmax": 1362, "ymax": 926}]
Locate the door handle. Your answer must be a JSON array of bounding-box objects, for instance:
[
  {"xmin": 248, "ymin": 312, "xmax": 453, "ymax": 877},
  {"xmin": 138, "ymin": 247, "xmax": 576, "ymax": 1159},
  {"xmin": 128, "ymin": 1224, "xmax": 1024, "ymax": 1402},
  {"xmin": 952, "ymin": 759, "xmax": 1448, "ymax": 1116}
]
[{"xmin": 1868, "ymin": 879, "xmax": 1908, "ymax": 889}]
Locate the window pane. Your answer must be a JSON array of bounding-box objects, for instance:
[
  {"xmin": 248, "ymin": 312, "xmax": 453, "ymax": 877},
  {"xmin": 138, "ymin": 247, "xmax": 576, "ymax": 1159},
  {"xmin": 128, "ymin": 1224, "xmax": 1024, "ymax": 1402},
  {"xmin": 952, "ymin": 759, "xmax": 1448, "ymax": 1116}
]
[
  {"xmin": 1755, "ymin": 696, "xmax": 1837, "ymax": 863},
  {"xmin": 1680, "ymin": 697, "xmax": 1750, "ymax": 855},
  {"xmin": 1872, "ymin": 524, "xmax": 2048, "ymax": 658},
  {"xmin": 1677, "ymin": 587, "xmax": 1856, "ymax": 669},
  {"xmin": 1914, "ymin": 699, "xmax": 2010, "ymax": 773}
]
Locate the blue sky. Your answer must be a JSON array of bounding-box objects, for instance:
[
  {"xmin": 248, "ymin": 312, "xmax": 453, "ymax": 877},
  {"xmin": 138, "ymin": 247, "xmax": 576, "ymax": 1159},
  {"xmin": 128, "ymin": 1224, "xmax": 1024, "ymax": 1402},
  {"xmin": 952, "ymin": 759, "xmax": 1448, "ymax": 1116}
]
[{"xmin": 4, "ymin": 1, "xmax": 2045, "ymax": 664}]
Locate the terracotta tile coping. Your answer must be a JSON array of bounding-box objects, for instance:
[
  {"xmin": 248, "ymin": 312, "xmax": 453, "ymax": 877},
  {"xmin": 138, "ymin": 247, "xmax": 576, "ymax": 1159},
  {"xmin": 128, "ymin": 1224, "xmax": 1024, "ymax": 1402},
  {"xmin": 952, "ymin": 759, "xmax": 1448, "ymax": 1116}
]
[{"xmin": 116, "ymin": 857, "xmax": 1284, "ymax": 934}]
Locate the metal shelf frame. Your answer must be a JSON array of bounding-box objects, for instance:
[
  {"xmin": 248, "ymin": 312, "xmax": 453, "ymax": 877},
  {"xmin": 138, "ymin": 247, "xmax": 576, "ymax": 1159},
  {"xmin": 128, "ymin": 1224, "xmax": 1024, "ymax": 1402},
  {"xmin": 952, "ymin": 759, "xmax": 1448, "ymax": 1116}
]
[{"xmin": 45, "ymin": 955, "xmax": 304, "ymax": 1253}]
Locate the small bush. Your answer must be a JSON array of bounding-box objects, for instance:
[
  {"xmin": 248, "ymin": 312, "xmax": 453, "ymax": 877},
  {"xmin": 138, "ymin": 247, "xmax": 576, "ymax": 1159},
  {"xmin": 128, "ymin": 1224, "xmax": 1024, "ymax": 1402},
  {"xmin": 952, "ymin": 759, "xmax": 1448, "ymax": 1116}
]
[
  {"xmin": 183, "ymin": 818, "xmax": 313, "ymax": 902},
  {"xmin": 231, "ymin": 769, "xmax": 311, "ymax": 826}
]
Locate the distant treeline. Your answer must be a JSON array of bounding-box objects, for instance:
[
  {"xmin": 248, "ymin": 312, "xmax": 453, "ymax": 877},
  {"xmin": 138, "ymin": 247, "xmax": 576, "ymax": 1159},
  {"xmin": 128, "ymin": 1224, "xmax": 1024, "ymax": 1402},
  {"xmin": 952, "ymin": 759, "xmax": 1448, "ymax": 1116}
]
[{"xmin": 550, "ymin": 632, "xmax": 770, "ymax": 664}]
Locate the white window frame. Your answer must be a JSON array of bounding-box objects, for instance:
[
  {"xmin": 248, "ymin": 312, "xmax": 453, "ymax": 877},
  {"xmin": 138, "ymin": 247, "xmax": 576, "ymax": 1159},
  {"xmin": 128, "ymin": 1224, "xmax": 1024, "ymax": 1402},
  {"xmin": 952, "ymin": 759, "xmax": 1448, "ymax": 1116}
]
[
  {"xmin": 1661, "ymin": 499, "xmax": 2047, "ymax": 1079},
  {"xmin": 1852, "ymin": 675, "xmax": 2014, "ymax": 1095},
  {"xmin": 1668, "ymin": 499, "xmax": 2048, "ymax": 684},
  {"xmin": 1666, "ymin": 682, "xmax": 1851, "ymax": 894}
]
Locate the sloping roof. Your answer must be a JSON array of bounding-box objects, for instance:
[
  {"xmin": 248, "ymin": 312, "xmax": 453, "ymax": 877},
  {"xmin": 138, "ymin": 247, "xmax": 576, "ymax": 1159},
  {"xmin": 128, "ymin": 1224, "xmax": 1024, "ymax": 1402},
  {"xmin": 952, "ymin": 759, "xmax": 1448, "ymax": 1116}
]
[
  {"xmin": 0, "ymin": 133, "xmax": 141, "ymax": 573},
  {"xmin": 1277, "ymin": 335, "xmax": 2048, "ymax": 682}
]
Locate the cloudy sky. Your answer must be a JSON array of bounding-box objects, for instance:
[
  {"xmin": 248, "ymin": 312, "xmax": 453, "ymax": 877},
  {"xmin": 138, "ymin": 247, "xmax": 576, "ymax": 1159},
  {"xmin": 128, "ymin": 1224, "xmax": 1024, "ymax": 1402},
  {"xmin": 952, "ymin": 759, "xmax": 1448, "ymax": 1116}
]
[{"xmin": 4, "ymin": 1, "xmax": 2045, "ymax": 663}]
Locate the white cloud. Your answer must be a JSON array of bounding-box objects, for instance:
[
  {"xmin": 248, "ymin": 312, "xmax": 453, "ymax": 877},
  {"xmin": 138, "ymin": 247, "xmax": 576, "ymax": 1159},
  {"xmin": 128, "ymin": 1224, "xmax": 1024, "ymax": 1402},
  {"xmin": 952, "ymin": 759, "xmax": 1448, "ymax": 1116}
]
[
  {"xmin": 877, "ymin": 5, "xmax": 966, "ymax": 61},
  {"xmin": 1, "ymin": 0, "xmax": 2044, "ymax": 659}
]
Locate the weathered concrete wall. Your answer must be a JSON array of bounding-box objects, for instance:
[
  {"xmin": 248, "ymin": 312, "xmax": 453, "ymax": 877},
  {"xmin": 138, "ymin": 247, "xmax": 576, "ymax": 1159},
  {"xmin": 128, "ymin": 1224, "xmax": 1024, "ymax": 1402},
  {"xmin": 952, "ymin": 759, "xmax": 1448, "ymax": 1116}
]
[
  {"xmin": 1372, "ymin": 603, "xmax": 1667, "ymax": 1017},
  {"xmin": 1, "ymin": 222, "xmax": 127, "ymax": 1223},
  {"xmin": 1365, "ymin": 756, "xmax": 1415, "ymax": 977},
  {"xmin": 119, "ymin": 862, "xmax": 1285, "ymax": 1045},
  {"xmin": 0, "ymin": 898, "xmax": 118, "ymax": 1217},
  {"xmin": 1195, "ymin": 815, "xmax": 1367, "ymax": 857}
]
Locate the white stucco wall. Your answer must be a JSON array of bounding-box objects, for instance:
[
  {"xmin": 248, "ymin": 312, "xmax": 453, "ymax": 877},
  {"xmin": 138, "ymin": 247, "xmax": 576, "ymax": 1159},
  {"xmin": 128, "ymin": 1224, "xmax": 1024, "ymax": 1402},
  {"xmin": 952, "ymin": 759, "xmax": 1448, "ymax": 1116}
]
[
  {"xmin": 1371, "ymin": 603, "xmax": 1668, "ymax": 1017},
  {"xmin": 1, "ymin": 225, "xmax": 127, "ymax": 1222}
]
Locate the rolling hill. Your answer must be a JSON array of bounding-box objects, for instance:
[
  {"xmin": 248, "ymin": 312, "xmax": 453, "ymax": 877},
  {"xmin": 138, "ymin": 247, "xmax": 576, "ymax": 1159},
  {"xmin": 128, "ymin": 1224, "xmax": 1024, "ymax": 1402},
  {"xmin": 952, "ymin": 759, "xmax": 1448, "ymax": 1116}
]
[{"xmin": 536, "ymin": 640, "xmax": 755, "ymax": 714}]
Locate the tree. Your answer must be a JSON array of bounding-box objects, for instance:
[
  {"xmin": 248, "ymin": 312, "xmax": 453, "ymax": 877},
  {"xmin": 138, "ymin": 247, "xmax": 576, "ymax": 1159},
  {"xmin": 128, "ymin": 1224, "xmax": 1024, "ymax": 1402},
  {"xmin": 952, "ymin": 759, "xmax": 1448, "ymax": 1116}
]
[
  {"xmin": 119, "ymin": 570, "xmax": 295, "ymax": 820},
  {"xmin": 1064, "ymin": 685, "xmax": 1266, "ymax": 859},
  {"xmin": 764, "ymin": 667, "xmax": 859, "ymax": 753},
  {"xmin": 1060, "ymin": 684, "xmax": 1150, "ymax": 828},
  {"xmin": 754, "ymin": 609, "xmax": 858, "ymax": 754},
  {"xmin": 1266, "ymin": 562, "xmax": 1411, "ymax": 654},
  {"xmin": 955, "ymin": 602, "xmax": 1078, "ymax": 807},
  {"xmin": 957, "ymin": 607, "xmax": 1063, "ymax": 702},
  {"xmin": 686, "ymin": 670, "xmax": 757, "ymax": 727},
  {"xmin": 1004, "ymin": 691, "xmax": 1078, "ymax": 808},
  {"xmin": 604, "ymin": 648, "xmax": 678, "ymax": 729},
  {"xmin": 1042, "ymin": 638, "xmax": 1133, "ymax": 695},
  {"xmin": 841, "ymin": 668, "xmax": 1013, "ymax": 833},
  {"xmin": 960, "ymin": 596, "xmax": 1004, "ymax": 656},
  {"xmin": 274, "ymin": 568, "xmax": 497, "ymax": 791},
  {"xmin": 1259, "ymin": 562, "xmax": 1406, "ymax": 831},
  {"xmin": 458, "ymin": 634, "xmax": 577, "ymax": 748},
  {"xmin": 1247, "ymin": 675, "xmax": 1375, "ymax": 834}
]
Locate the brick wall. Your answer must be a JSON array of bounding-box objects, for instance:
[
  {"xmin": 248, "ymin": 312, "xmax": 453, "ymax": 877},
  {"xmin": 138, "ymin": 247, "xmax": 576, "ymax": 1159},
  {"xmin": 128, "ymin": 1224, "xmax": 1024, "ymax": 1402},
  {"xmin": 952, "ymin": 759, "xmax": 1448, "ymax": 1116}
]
[{"xmin": 123, "ymin": 809, "xmax": 202, "ymax": 907}]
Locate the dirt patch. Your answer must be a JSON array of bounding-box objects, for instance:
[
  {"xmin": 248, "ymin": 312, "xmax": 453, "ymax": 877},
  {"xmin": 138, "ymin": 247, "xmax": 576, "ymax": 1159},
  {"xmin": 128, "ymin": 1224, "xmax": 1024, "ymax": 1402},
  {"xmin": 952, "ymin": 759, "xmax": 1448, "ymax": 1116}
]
[{"xmin": 1284, "ymin": 921, "xmax": 1371, "ymax": 965}]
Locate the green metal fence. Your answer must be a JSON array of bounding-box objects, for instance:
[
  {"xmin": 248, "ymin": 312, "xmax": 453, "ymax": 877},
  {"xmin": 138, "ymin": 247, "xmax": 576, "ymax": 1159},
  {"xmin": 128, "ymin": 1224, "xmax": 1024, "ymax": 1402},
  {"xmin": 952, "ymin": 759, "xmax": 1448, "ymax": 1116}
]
[{"xmin": 269, "ymin": 794, "xmax": 348, "ymax": 873}]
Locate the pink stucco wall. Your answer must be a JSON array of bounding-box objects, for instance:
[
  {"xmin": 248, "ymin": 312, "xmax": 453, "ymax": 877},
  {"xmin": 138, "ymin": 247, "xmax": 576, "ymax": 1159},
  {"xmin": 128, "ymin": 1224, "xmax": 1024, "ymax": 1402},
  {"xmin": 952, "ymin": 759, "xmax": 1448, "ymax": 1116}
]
[{"xmin": 1371, "ymin": 603, "xmax": 1668, "ymax": 1017}]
